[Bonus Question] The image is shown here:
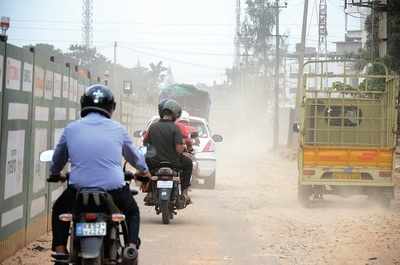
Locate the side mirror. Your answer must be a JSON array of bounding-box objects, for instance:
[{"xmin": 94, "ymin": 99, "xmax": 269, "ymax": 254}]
[
  {"xmin": 190, "ymin": 131, "xmax": 199, "ymax": 139},
  {"xmin": 40, "ymin": 150, "xmax": 54, "ymax": 162},
  {"xmin": 133, "ymin": 130, "xmax": 143, "ymax": 138},
  {"xmin": 293, "ymin": 123, "xmax": 300, "ymax": 133},
  {"xmin": 212, "ymin": 134, "xmax": 223, "ymax": 143}
]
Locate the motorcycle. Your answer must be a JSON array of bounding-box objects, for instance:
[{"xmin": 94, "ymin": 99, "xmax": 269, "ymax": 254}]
[
  {"xmin": 142, "ymin": 162, "xmax": 187, "ymax": 225},
  {"xmin": 40, "ymin": 150, "xmax": 139, "ymax": 265},
  {"xmin": 138, "ymin": 131, "xmax": 199, "ymax": 225}
]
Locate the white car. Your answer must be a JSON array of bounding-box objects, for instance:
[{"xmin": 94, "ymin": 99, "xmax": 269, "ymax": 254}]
[{"xmin": 134, "ymin": 115, "xmax": 223, "ymax": 189}]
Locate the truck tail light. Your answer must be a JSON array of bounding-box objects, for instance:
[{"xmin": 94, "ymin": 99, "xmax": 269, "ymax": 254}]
[
  {"xmin": 303, "ymin": 169, "xmax": 316, "ymax": 176},
  {"xmin": 379, "ymin": 171, "xmax": 392, "ymax": 178}
]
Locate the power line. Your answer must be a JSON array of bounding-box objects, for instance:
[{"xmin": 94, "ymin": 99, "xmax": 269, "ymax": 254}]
[
  {"xmin": 119, "ymin": 45, "xmax": 226, "ymax": 70},
  {"xmin": 12, "ymin": 19, "xmax": 234, "ymax": 27},
  {"xmin": 118, "ymin": 42, "xmax": 235, "ymax": 57},
  {"xmin": 9, "ymin": 26, "xmax": 236, "ymax": 38}
]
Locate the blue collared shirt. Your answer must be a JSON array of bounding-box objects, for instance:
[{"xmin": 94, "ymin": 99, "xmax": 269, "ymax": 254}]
[{"xmin": 50, "ymin": 112, "xmax": 148, "ymax": 190}]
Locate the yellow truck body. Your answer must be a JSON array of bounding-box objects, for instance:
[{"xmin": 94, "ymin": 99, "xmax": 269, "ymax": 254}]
[{"xmin": 297, "ymin": 60, "xmax": 399, "ymax": 204}]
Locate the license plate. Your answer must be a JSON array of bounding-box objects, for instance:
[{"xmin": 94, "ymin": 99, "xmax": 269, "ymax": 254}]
[
  {"xmin": 75, "ymin": 222, "xmax": 107, "ymax": 237},
  {"xmin": 334, "ymin": 172, "xmax": 361, "ymax": 180},
  {"xmin": 157, "ymin": 180, "xmax": 173, "ymax": 188}
]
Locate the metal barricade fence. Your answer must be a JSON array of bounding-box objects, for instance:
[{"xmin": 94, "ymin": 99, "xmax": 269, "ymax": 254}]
[{"xmin": 0, "ymin": 43, "xmax": 154, "ymax": 262}]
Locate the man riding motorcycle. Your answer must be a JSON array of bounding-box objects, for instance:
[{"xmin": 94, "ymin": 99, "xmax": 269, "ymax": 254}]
[
  {"xmin": 50, "ymin": 84, "xmax": 150, "ymax": 263},
  {"xmin": 143, "ymin": 99, "xmax": 193, "ymax": 203}
]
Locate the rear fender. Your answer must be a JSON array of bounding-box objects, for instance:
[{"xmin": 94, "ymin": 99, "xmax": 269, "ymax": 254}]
[
  {"xmin": 79, "ymin": 237, "xmax": 104, "ymax": 259},
  {"xmin": 158, "ymin": 188, "xmax": 172, "ymax": 201}
]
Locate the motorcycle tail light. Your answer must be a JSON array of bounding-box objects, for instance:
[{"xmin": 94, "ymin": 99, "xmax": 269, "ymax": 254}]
[
  {"xmin": 84, "ymin": 213, "xmax": 97, "ymax": 221},
  {"xmin": 203, "ymin": 140, "xmax": 215, "ymax": 152},
  {"xmin": 112, "ymin": 213, "xmax": 126, "ymax": 222},
  {"xmin": 59, "ymin": 213, "xmax": 73, "ymax": 222}
]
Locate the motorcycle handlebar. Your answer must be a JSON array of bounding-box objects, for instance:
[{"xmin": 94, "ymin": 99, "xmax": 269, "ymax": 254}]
[
  {"xmin": 47, "ymin": 172, "xmax": 69, "ymax": 183},
  {"xmin": 124, "ymin": 171, "xmax": 135, "ymax": 181}
]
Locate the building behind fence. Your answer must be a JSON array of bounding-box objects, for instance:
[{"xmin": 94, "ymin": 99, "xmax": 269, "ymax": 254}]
[{"xmin": 0, "ymin": 43, "xmax": 154, "ymax": 261}]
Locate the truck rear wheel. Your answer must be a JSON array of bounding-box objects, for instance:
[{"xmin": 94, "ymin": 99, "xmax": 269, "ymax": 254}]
[
  {"xmin": 298, "ymin": 184, "xmax": 312, "ymax": 207},
  {"xmin": 368, "ymin": 187, "xmax": 393, "ymax": 208}
]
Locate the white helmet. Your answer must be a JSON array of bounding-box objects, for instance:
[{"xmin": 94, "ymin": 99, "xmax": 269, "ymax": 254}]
[{"xmin": 179, "ymin": 110, "xmax": 190, "ymax": 122}]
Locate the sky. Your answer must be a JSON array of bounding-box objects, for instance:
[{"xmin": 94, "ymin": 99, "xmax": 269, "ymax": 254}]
[{"xmin": 0, "ymin": 0, "xmax": 363, "ymax": 85}]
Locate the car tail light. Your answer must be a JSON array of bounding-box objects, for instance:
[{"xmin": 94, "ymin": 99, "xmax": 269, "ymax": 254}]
[
  {"xmin": 112, "ymin": 213, "xmax": 126, "ymax": 222},
  {"xmin": 202, "ymin": 140, "xmax": 215, "ymax": 152},
  {"xmin": 59, "ymin": 213, "xmax": 73, "ymax": 222},
  {"xmin": 84, "ymin": 213, "xmax": 97, "ymax": 221},
  {"xmin": 303, "ymin": 169, "xmax": 316, "ymax": 176},
  {"xmin": 379, "ymin": 171, "xmax": 392, "ymax": 178}
]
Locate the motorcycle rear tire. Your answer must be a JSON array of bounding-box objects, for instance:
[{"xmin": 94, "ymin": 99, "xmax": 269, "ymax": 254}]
[
  {"xmin": 160, "ymin": 200, "xmax": 170, "ymax": 224},
  {"xmin": 81, "ymin": 257, "xmax": 101, "ymax": 265}
]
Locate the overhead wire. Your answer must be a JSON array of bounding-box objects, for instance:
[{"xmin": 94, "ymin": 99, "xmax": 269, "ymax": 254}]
[
  {"xmin": 118, "ymin": 45, "xmax": 227, "ymax": 71},
  {"xmin": 11, "ymin": 19, "xmax": 234, "ymax": 27}
]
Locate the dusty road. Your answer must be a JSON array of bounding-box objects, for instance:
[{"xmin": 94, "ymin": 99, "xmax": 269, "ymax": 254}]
[
  {"xmin": 3, "ymin": 148, "xmax": 400, "ymax": 265},
  {"xmin": 2, "ymin": 101, "xmax": 400, "ymax": 265}
]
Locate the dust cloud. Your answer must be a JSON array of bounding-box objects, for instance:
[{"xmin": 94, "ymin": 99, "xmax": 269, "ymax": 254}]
[
  {"xmin": 2, "ymin": 87, "xmax": 400, "ymax": 265},
  {"xmin": 208, "ymin": 87, "xmax": 400, "ymax": 265}
]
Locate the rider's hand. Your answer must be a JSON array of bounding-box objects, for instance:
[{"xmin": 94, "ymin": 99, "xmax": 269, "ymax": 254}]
[
  {"xmin": 183, "ymin": 152, "xmax": 193, "ymax": 159},
  {"xmin": 136, "ymin": 171, "xmax": 151, "ymax": 178},
  {"xmin": 47, "ymin": 174, "xmax": 67, "ymax": 183}
]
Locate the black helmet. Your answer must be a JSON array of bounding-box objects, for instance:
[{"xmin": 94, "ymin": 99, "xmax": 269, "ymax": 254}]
[
  {"xmin": 80, "ymin": 84, "xmax": 116, "ymax": 118},
  {"xmin": 158, "ymin": 99, "xmax": 182, "ymax": 121}
]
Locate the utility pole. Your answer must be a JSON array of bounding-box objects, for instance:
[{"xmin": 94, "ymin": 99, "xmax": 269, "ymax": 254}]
[
  {"xmin": 113, "ymin": 41, "xmax": 122, "ymax": 122},
  {"xmin": 235, "ymin": 0, "xmax": 241, "ymax": 68},
  {"xmin": 270, "ymin": 0, "xmax": 287, "ymax": 150},
  {"xmin": 295, "ymin": 0, "xmax": 309, "ymax": 119},
  {"xmin": 114, "ymin": 41, "xmax": 117, "ymax": 65}
]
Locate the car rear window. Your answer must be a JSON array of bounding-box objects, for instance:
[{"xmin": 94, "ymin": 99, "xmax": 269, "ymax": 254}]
[{"xmin": 189, "ymin": 120, "xmax": 209, "ymax": 138}]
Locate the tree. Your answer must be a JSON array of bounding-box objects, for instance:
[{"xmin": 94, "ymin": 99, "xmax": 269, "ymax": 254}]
[
  {"xmin": 358, "ymin": 1, "xmax": 400, "ymax": 74},
  {"xmin": 386, "ymin": 0, "xmax": 400, "ymax": 73},
  {"xmin": 23, "ymin": 43, "xmax": 64, "ymax": 57},
  {"xmin": 65, "ymin": 44, "xmax": 110, "ymax": 68},
  {"xmin": 148, "ymin": 61, "xmax": 167, "ymax": 89},
  {"xmin": 239, "ymin": 0, "xmax": 276, "ymax": 72}
]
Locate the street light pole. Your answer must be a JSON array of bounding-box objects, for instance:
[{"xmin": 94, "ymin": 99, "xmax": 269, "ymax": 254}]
[
  {"xmin": 273, "ymin": 0, "xmax": 280, "ymax": 150},
  {"xmin": 268, "ymin": 1, "xmax": 287, "ymax": 150},
  {"xmin": 295, "ymin": 0, "xmax": 309, "ymax": 119},
  {"xmin": 0, "ymin": 16, "xmax": 10, "ymax": 93},
  {"xmin": 0, "ymin": 16, "xmax": 10, "ymax": 164}
]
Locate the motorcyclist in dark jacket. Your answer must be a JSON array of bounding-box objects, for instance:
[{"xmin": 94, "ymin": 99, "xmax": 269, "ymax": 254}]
[{"xmin": 143, "ymin": 99, "xmax": 193, "ymax": 203}]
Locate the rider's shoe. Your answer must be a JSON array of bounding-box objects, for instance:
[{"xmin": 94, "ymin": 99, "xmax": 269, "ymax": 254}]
[
  {"xmin": 182, "ymin": 189, "xmax": 192, "ymax": 204},
  {"xmin": 52, "ymin": 252, "xmax": 69, "ymax": 265}
]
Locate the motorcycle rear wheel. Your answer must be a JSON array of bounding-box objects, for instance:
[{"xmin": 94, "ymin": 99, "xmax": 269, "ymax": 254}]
[
  {"xmin": 160, "ymin": 200, "xmax": 170, "ymax": 224},
  {"xmin": 81, "ymin": 257, "xmax": 101, "ymax": 265}
]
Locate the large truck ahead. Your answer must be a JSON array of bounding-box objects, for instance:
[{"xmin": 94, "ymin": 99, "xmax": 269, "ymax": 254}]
[{"xmin": 160, "ymin": 84, "xmax": 211, "ymax": 120}]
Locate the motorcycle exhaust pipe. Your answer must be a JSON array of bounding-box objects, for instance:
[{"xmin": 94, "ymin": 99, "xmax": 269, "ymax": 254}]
[{"xmin": 123, "ymin": 246, "xmax": 138, "ymax": 260}]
